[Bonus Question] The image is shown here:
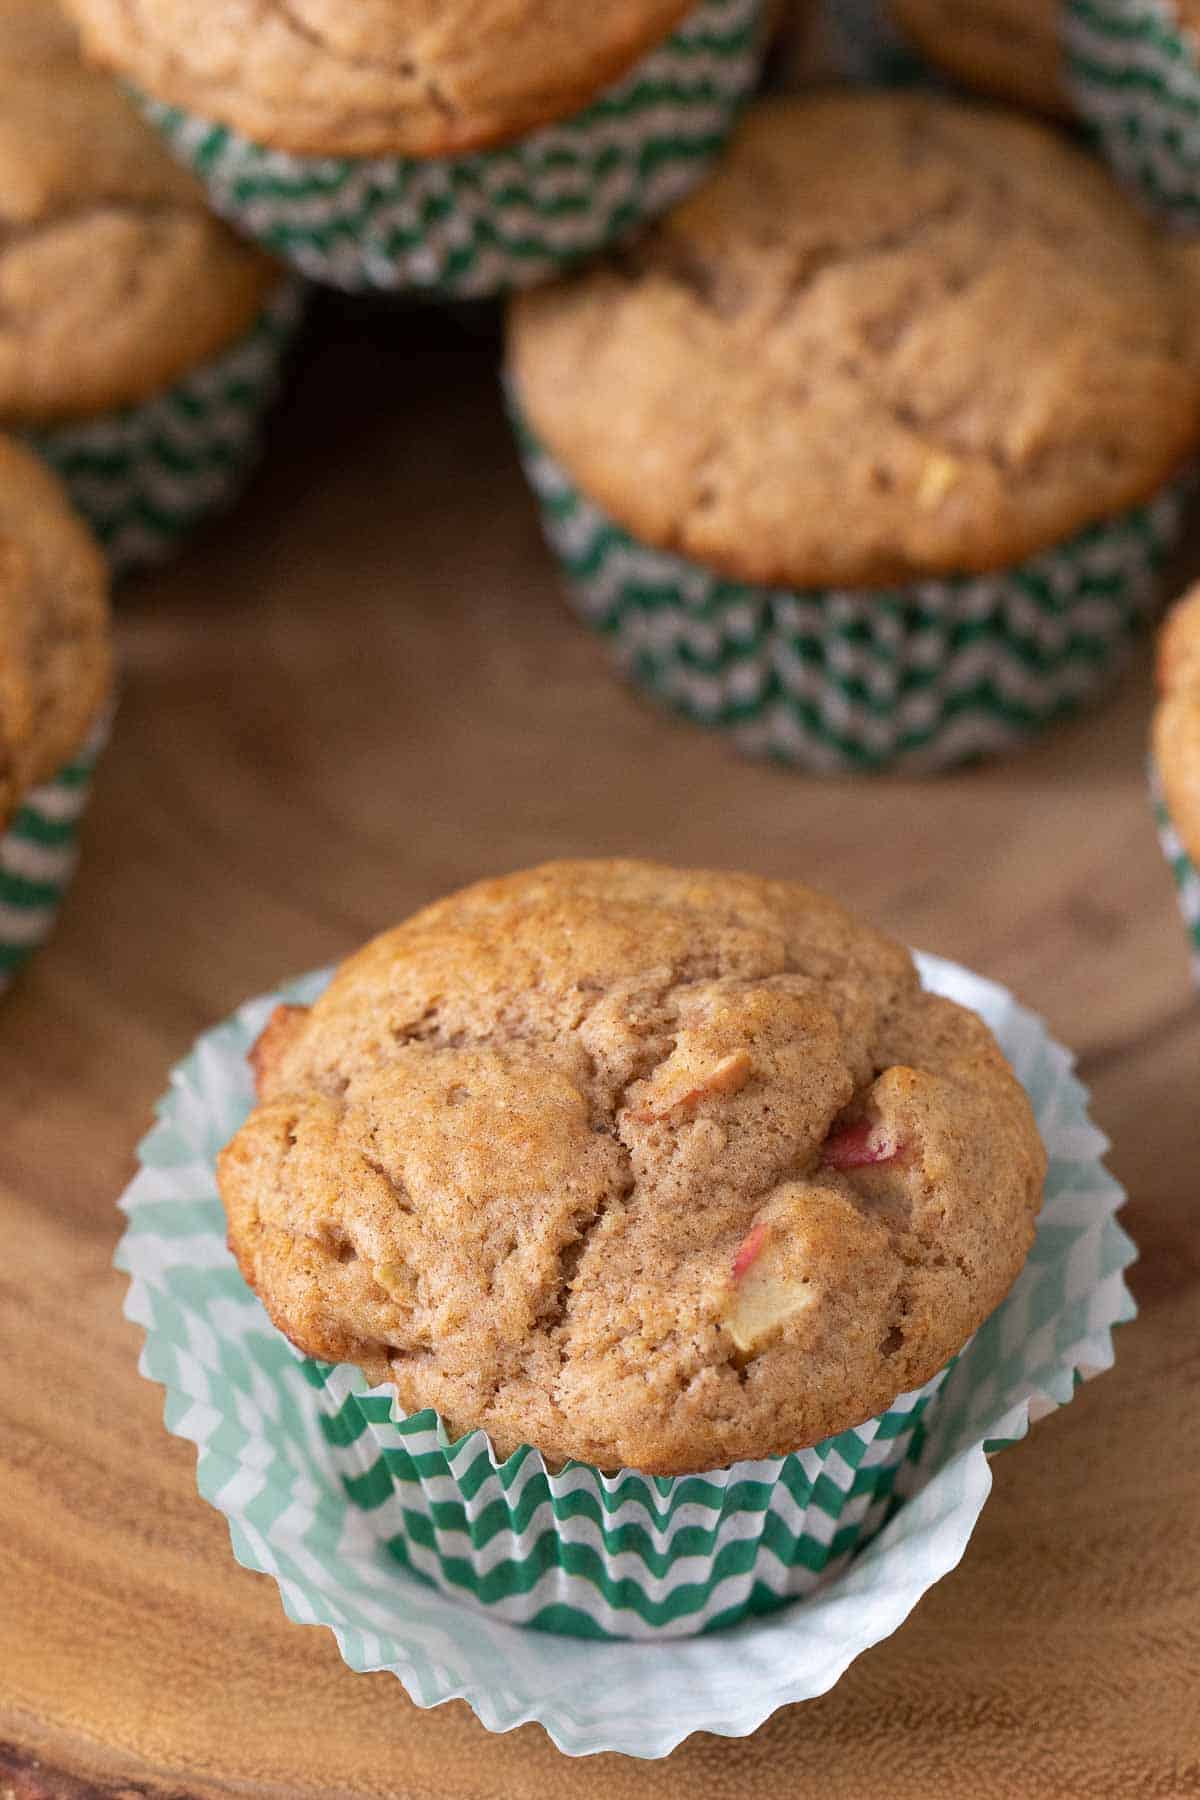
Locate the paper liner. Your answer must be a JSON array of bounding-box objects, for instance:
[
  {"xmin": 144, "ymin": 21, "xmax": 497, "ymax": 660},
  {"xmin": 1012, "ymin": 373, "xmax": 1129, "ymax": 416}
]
[
  {"xmin": 1151, "ymin": 760, "xmax": 1200, "ymax": 977},
  {"xmin": 301, "ymin": 1354, "xmax": 951, "ymax": 1641},
  {"xmin": 516, "ymin": 420, "xmax": 1187, "ymax": 773},
  {"xmin": 116, "ymin": 953, "xmax": 1134, "ymax": 1754},
  {"xmin": 132, "ymin": 0, "xmax": 765, "ymax": 296},
  {"xmin": 1067, "ymin": 0, "xmax": 1200, "ymax": 228},
  {"xmin": 0, "ymin": 714, "xmax": 107, "ymax": 995},
  {"xmin": 27, "ymin": 280, "xmax": 304, "ymax": 577}
]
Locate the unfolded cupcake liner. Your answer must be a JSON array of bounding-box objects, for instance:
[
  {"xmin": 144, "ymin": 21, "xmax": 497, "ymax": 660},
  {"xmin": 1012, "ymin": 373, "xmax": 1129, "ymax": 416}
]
[
  {"xmin": 0, "ymin": 714, "xmax": 107, "ymax": 996},
  {"xmin": 1066, "ymin": 0, "xmax": 1200, "ymax": 228},
  {"xmin": 516, "ymin": 419, "xmax": 1188, "ymax": 773},
  {"xmin": 132, "ymin": 0, "xmax": 765, "ymax": 297},
  {"xmin": 26, "ymin": 279, "xmax": 304, "ymax": 577},
  {"xmin": 1150, "ymin": 762, "xmax": 1200, "ymax": 976},
  {"xmin": 116, "ymin": 952, "xmax": 1134, "ymax": 1754}
]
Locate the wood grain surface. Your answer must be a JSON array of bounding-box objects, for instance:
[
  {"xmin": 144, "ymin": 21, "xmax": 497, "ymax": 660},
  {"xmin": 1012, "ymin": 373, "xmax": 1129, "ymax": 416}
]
[{"xmin": 1, "ymin": 303, "xmax": 1197, "ymax": 1800}]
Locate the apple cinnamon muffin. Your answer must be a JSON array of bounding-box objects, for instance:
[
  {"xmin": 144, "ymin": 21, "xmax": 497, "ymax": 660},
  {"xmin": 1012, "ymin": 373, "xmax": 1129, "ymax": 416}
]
[
  {"xmin": 0, "ymin": 434, "xmax": 111, "ymax": 990},
  {"xmin": 219, "ymin": 860, "xmax": 1046, "ymax": 1475}
]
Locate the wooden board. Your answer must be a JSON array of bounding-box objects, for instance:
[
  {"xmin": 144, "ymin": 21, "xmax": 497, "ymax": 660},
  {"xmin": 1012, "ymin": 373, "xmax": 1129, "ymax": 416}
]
[{"xmin": 1, "ymin": 303, "xmax": 1197, "ymax": 1800}]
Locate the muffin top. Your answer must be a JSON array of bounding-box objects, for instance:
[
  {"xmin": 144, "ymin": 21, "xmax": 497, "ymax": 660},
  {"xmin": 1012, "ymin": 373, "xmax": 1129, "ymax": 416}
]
[
  {"xmin": 0, "ymin": 436, "xmax": 111, "ymax": 830},
  {"xmin": 508, "ymin": 93, "xmax": 1200, "ymax": 589},
  {"xmin": 0, "ymin": 0, "xmax": 280, "ymax": 425},
  {"xmin": 60, "ymin": 0, "xmax": 697, "ymax": 158},
  {"xmin": 889, "ymin": 0, "xmax": 1066, "ymax": 117},
  {"xmin": 219, "ymin": 860, "xmax": 1045, "ymax": 1475},
  {"xmin": 1154, "ymin": 586, "xmax": 1200, "ymax": 869}
]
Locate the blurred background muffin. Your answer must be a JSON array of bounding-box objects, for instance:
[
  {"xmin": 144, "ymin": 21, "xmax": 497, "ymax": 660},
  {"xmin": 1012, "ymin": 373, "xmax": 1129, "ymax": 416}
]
[
  {"xmin": 0, "ymin": 435, "xmax": 110, "ymax": 994},
  {"xmin": 507, "ymin": 92, "xmax": 1200, "ymax": 772},
  {"xmin": 59, "ymin": 0, "xmax": 770, "ymax": 297},
  {"xmin": 0, "ymin": 0, "xmax": 300, "ymax": 576},
  {"xmin": 1153, "ymin": 586, "xmax": 1200, "ymax": 975}
]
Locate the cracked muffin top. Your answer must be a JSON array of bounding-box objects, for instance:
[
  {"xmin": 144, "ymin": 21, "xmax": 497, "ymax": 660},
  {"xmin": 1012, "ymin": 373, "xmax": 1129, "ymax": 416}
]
[
  {"xmin": 1154, "ymin": 585, "xmax": 1200, "ymax": 869},
  {"xmin": 0, "ymin": 436, "xmax": 110, "ymax": 830},
  {"xmin": 889, "ymin": 0, "xmax": 1066, "ymax": 117},
  {"xmin": 59, "ymin": 0, "xmax": 697, "ymax": 158},
  {"xmin": 219, "ymin": 860, "xmax": 1046, "ymax": 1475},
  {"xmin": 0, "ymin": 0, "xmax": 280, "ymax": 425},
  {"xmin": 507, "ymin": 93, "xmax": 1200, "ymax": 588}
]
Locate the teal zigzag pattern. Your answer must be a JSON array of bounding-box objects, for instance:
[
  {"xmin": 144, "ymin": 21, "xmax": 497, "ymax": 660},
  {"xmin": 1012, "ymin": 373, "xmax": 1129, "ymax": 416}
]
[
  {"xmin": 517, "ymin": 422, "xmax": 1186, "ymax": 773},
  {"xmin": 114, "ymin": 957, "xmax": 1134, "ymax": 1750},
  {"xmin": 29, "ymin": 281, "xmax": 303, "ymax": 577},
  {"xmin": 1066, "ymin": 0, "xmax": 1200, "ymax": 227},
  {"xmin": 303, "ymin": 1356, "xmax": 950, "ymax": 1638},
  {"xmin": 0, "ymin": 716, "xmax": 106, "ymax": 995},
  {"xmin": 135, "ymin": 0, "xmax": 764, "ymax": 295},
  {"xmin": 1150, "ymin": 764, "xmax": 1200, "ymax": 977}
]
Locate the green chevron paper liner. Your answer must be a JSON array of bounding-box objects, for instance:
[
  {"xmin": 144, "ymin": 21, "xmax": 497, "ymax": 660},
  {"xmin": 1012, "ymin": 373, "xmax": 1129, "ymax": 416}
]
[
  {"xmin": 28, "ymin": 280, "xmax": 304, "ymax": 577},
  {"xmin": 517, "ymin": 424, "xmax": 1186, "ymax": 772},
  {"xmin": 1151, "ymin": 763, "xmax": 1200, "ymax": 977},
  {"xmin": 303, "ymin": 1348, "xmax": 951, "ymax": 1641},
  {"xmin": 1066, "ymin": 0, "xmax": 1200, "ymax": 228},
  {"xmin": 133, "ymin": 0, "xmax": 764, "ymax": 296},
  {"xmin": 117, "ymin": 953, "xmax": 1134, "ymax": 1755},
  {"xmin": 0, "ymin": 716, "xmax": 106, "ymax": 996}
]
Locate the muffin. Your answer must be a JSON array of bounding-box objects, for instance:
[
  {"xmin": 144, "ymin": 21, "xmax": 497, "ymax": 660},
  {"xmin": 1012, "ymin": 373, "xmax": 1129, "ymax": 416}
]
[
  {"xmin": 506, "ymin": 93, "xmax": 1200, "ymax": 772},
  {"xmin": 217, "ymin": 860, "xmax": 1045, "ymax": 1632},
  {"xmin": 0, "ymin": 0, "xmax": 301, "ymax": 574},
  {"xmin": 0, "ymin": 436, "xmax": 111, "ymax": 993},
  {"xmin": 1153, "ymin": 586, "xmax": 1200, "ymax": 970},
  {"xmin": 1067, "ymin": 0, "xmax": 1200, "ymax": 229},
  {"xmin": 60, "ymin": 0, "xmax": 769, "ymax": 297},
  {"xmin": 891, "ymin": 0, "xmax": 1068, "ymax": 115}
]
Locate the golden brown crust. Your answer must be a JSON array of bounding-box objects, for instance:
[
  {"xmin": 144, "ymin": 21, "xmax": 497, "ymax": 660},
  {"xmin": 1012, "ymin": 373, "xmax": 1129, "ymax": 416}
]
[
  {"xmin": 1154, "ymin": 585, "xmax": 1200, "ymax": 869},
  {"xmin": 60, "ymin": 0, "xmax": 696, "ymax": 158},
  {"xmin": 219, "ymin": 860, "xmax": 1046, "ymax": 1474},
  {"xmin": 0, "ymin": 0, "xmax": 282, "ymax": 424},
  {"xmin": 507, "ymin": 93, "xmax": 1200, "ymax": 589},
  {"xmin": 889, "ymin": 0, "xmax": 1068, "ymax": 118},
  {"xmin": 0, "ymin": 436, "xmax": 111, "ymax": 830}
]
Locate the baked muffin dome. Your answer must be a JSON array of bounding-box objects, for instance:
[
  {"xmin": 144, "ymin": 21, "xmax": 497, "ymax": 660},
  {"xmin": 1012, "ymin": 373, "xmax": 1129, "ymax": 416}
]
[
  {"xmin": 507, "ymin": 93, "xmax": 1200, "ymax": 588},
  {"xmin": 0, "ymin": 435, "xmax": 110, "ymax": 829},
  {"xmin": 0, "ymin": 0, "xmax": 280, "ymax": 425},
  {"xmin": 60, "ymin": 0, "xmax": 699, "ymax": 157},
  {"xmin": 219, "ymin": 861, "xmax": 1046, "ymax": 1474}
]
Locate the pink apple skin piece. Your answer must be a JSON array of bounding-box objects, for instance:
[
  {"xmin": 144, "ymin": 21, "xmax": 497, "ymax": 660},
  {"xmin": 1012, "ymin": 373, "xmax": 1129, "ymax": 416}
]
[
  {"xmin": 630, "ymin": 1049, "xmax": 753, "ymax": 1123},
  {"xmin": 732, "ymin": 1220, "xmax": 770, "ymax": 1282},
  {"xmin": 821, "ymin": 1118, "xmax": 903, "ymax": 1170}
]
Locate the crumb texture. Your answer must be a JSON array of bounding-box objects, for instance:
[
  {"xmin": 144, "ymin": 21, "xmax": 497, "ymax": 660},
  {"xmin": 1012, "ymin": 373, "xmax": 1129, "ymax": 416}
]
[
  {"xmin": 0, "ymin": 0, "xmax": 281, "ymax": 423},
  {"xmin": 1155, "ymin": 584, "xmax": 1200, "ymax": 868},
  {"xmin": 508, "ymin": 93, "xmax": 1200, "ymax": 588},
  {"xmin": 219, "ymin": 860, "xmax": 1046, "ymax": 1474},
  {"xmin": 889, "ymin": 0, "xmax": 1066, "ymax": 115},
  {"xmin": 0, "ymin": 434, "xmax": 110, "ymax": 828},
  {"xmin": 59, "ymin": 0, "xmax": 695, "ymax": 156}
]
